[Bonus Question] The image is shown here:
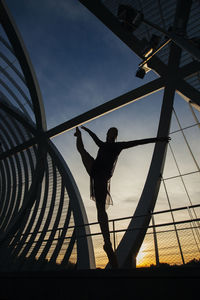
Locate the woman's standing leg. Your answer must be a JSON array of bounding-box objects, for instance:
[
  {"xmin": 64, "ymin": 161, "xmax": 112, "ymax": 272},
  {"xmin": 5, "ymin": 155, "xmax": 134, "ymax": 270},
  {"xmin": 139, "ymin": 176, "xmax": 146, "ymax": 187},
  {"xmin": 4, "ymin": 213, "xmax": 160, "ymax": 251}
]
[
  {"xmin": 94, "ymin": 179, "xmax": 118, "ymax": 269},
  {"xmin": 96, "ymin": 200, "xmax": 111, "ymax": 247}
]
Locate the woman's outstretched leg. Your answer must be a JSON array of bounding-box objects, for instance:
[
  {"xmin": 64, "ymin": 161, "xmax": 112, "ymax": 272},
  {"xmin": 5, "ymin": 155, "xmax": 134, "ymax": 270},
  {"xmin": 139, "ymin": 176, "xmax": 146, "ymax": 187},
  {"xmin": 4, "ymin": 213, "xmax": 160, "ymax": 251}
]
[
  {"xmin": 75, "ymin": 127, "xmax": 85, "ymax": 154},
  {"xmin": 74, "ymin": 127, "xmax": 94, "ymax": 175}
]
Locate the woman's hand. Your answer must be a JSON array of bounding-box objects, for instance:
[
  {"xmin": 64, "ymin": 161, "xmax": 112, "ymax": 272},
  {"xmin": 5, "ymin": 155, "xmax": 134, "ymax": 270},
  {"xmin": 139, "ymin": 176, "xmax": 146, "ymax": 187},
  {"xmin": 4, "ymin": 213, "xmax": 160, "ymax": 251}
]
[
  {"xmin": 81, "ymin": 126, "xmax": 89, "ymax": 132},
  {"xmin": 157, "ymin": 136, "xmax": 171, "ymax": 143}
]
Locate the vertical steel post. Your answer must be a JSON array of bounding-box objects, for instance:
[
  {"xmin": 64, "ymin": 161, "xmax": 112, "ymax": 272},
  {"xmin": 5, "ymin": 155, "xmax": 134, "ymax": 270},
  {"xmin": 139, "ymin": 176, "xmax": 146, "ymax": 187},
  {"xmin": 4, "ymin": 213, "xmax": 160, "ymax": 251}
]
[
  {"xmin": 151, "ymin": 214, "xmax": 159, "ymax": 267},
  {"xmin": 113, "ymin": 220, "xmax": 116, "ymax": 252}
]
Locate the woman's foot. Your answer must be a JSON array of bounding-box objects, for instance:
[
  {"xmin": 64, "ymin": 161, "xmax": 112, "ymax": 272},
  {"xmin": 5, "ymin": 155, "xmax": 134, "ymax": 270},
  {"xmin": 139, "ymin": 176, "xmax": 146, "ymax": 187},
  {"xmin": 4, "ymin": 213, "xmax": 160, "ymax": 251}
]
[
  {"xmin": 74, "ymin": 127, "xmax": 81, "ymax": 137},
  {"xmin": 103, "ymin": 242, "xmax": 118, "ymax": 269}
]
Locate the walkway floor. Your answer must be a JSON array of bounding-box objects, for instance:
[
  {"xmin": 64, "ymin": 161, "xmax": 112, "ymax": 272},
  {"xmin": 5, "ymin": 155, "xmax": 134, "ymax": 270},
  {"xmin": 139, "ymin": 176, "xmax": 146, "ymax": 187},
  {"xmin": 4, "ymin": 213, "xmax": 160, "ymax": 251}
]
[{"xmin": 0, "ymin": 266, "xmax": 199, "ymax": 300}]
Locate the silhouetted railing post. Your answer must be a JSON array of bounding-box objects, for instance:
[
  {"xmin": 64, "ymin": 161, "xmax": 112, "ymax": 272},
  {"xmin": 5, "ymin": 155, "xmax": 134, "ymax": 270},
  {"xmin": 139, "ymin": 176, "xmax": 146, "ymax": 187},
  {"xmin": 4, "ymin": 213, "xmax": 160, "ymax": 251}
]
[
  {"xmin": 151, "ymin": 213, "xmax": 160, "ymax": 267},
  {"xmin": 112, "ymin": 220, "xmax": 116, "ymax": 251}
]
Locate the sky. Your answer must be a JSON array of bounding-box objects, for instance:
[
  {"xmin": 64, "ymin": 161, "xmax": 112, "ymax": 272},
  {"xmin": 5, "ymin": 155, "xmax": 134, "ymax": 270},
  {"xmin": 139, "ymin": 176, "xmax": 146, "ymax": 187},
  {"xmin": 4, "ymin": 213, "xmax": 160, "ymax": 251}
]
[{"xmin": 5, "ymin": 0, "xmax": 200, "ymax": 233}]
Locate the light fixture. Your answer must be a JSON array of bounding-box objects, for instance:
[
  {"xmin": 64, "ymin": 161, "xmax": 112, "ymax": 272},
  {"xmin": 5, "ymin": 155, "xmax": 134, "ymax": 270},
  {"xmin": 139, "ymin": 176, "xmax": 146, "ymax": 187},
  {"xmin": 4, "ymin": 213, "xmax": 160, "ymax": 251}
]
[
  {"xmin": 135, "ymin": 66, "xmax": 146, "ymax": 79},
  {"xmin": 142, "ymin": 34, "xmax": 161, "ymax": 57},
  {"xmin": 136, "ymin": 37, "xmax": 171, "ymax": 79}
]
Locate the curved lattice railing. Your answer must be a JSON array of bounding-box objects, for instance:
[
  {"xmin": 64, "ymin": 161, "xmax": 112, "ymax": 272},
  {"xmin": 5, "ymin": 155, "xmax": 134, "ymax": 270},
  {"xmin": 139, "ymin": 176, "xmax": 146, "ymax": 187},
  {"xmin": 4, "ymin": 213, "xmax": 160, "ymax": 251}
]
[{"xmin": 0, "ymin": 0, "xmax": 95, "ymax": 271}]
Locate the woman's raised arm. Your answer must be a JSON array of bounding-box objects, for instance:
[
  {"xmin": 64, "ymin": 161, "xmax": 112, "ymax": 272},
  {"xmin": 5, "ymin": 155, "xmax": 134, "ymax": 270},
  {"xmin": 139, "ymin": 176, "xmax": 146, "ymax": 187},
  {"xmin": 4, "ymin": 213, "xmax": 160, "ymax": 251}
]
[
  {"xmin": 81, "ymin": 126, "xmax": 103, "ymax": 147},
  {"xmin": 118, "ymin": 136, "xmax": 170, "ymax": 150}
]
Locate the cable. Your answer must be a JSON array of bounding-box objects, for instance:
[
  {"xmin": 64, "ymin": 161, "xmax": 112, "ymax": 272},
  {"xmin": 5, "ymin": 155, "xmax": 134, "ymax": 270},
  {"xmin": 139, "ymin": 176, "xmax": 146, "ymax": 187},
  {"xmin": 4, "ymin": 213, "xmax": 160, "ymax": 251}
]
[
  {"xmin": 168, "ymin": 143, "xmax": 200, "ymax": 241},
  {"xmin": 162, "ymin": 177, "xmax": 185, "ymax": 264},
  {"xmin": 187, "ymin": 207, "xmax": 200, "ymax": 251},
  {"xmin": 173, "ymin": 108, "xmax": 200, "ymax": 172},
  {"xmin": 188, "ymin": 102, "xmax": 200, "ymax": 130},
  {"xmin": 170, "ymin": 122, "xmax": 200, "ymax": 135}
]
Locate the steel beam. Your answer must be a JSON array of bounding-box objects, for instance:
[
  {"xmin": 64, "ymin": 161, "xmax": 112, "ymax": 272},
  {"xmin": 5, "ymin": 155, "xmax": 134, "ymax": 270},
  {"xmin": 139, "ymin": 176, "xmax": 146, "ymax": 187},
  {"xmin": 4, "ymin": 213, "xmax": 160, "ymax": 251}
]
[
  {"xmin": 0, "ymin": 77, "xmax": 164, "ymax": 160},
  {"xmin": 144, "ymin": 0, "xmax": 200, "ymax": 61},
  {"xmin": 179, "ymin": 61, "xmax": 200, "ymax": 79},
  {"xmin": 167, "ymin": 34, "xmax": 200, "ymax": 62},
  {"xmin": 79, "ymin": 0, "xmax": 200, "ymax": 113},
  {"xmin": 79, "ymin": 0, "xmax": 167, "ymax": 77},
  {"xmin": 1, "ymin": 0, "xmax": 198, "ymax": 162},
  {"xmin": 114, "ymin": 0, "xmax": 191, "ymax": 267},
  {"xmin": 116, "ymin": 43, "xmax": 183, "ymax": 268},
  {"xmin": 177, "ymin": 81, "xmax": 200, "ymax": 111},
  {"xmin": 46, "ymin": 77, "xmax": 164, "ymax": 138}
]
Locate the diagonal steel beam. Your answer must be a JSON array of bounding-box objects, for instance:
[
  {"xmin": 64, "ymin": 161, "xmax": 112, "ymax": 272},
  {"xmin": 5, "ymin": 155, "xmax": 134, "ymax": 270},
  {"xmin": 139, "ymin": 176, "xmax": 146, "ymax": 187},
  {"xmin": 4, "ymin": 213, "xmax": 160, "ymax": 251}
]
[
  {"xmin": 79, "ymin": 0, "xmax": 200, "ymax": 111},
  {"xmin": 176, "ymin": 80, "xmax": 200, "ymax": 111},
  {"xmin": 179, "ymin": 61, "xmax": 200, "ymax": 79},
  {"xmin": 79, "ymin": 0, "xmax": 168, "ymax": 77},
  {"xmin": 46, "ymin": 77, "xmax": 164, "ymax": 138},
  {"xmin": 116, "ymin": 44, "xmax": 183, "ymax": 268},
  {"xmin": 143, "ymin": 0, "xmax": 200, "ymax": 61},
  {"xmin": 113, "ymin": 0, "xmax": 191, "ymax": 269},
  {"xmin": 0, "ymin": 77, "xmax": 164, "ymax": 160}
]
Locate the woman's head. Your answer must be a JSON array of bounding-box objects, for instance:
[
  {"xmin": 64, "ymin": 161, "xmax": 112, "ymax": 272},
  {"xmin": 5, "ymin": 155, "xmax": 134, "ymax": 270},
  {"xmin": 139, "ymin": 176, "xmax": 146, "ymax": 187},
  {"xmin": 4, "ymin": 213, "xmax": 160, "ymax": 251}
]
[{"xmin": 106, "ymin": 127, "xmax": 118, "ymax": 142}]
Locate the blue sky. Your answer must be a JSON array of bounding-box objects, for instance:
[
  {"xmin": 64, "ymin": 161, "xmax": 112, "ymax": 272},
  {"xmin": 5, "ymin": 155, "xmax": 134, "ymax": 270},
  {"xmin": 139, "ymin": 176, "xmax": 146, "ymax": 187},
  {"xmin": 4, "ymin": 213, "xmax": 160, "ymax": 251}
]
[
  {"xmin": 6, "ymin": 0, "xmax": 200, "ymax": 224},
  {"xmin": 6, "ymin": 0, "xmax": 160, "ymax": 126}
]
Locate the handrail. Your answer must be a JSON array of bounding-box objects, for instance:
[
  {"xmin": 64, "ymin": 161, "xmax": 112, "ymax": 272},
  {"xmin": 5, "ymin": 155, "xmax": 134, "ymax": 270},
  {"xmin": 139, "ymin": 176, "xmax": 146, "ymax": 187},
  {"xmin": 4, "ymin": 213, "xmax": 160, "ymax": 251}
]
[{"xmin": 15, "ymin": 203, "xmax": 200, "ymax": 237}]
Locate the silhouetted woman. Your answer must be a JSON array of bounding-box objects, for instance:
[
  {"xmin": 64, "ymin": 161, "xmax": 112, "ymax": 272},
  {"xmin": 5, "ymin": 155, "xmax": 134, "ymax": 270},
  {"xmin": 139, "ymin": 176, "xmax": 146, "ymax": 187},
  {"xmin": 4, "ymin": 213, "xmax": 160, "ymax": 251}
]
[{"xmin": 74, "ymin": 126, "xmax": 169, "ymax": 268}]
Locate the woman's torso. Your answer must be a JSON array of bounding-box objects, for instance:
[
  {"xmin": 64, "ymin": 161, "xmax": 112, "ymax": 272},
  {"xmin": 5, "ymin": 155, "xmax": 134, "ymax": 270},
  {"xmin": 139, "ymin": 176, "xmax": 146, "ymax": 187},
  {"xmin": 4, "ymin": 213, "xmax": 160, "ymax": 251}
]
[{"xmin": 91, "ymin": 142, "xmax": 121, "ymax": 179}]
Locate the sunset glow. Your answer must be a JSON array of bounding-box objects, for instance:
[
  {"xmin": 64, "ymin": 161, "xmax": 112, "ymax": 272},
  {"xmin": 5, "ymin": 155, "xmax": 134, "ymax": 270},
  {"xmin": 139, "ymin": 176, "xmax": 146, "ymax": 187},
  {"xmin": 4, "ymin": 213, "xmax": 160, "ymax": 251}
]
[{"xmin": 4, "ymin": 0, "xmax": 200, "ymax": 270}]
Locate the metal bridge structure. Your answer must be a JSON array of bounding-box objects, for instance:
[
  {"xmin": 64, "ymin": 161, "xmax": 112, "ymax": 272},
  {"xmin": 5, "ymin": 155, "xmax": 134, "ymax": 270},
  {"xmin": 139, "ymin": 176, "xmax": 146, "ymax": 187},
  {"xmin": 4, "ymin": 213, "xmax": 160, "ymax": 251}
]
[
  {"xmin": 0, "ymin": 0, "xmax": 200, "ymax": 270},
  {"xmin": 78, "ymin": 0, "xmax": 200, "ymax": 268}
]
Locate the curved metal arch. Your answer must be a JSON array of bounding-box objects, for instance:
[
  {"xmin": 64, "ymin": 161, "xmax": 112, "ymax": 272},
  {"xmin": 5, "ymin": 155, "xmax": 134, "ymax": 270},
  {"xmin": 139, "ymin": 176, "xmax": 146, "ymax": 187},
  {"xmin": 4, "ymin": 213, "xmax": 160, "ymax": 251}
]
[
  {"xmin": 0, "ymin": 98, "xmax": 36, "ymax": 134},
  {"xmin": 0, "ymin": 111, "xmax": 36, "ymax": 228},
  {"xmin": 24, "ymin": 166, "xmax": 50, "ymax": 265},
  {"xmin": 0, "ymin": 65, "xmax": 32, "ymax": 109},
  {"xmin": 11, "ymin": 179, "xmax": 43, "ymax": 264},
  {"xmin": 49, "ymin": 199, "xmax": 73, "ymax": 265},
  {"xmin": 33, "ymin": 157, "xmax": 58, "ymax": 263},
  {"xmin": 46, "ymin": 142, "xmax": 95, "ymax": 269},
  {"xmin": 0, "ymin": 0, "xmax": 47, "ymax": 131},
  {"xmin": 36, "ymin": 174, "xmax": 64, "ymax": 263},
  {"xmin": 0, "ymin": 113, "xmax": 23, "ymax": 230},
  {"xmin": 0, "ymin": 157, "xmax": 6, "ymax": 216},
  {"xmin": 0, "ymin": 0, "xmax": 113, "ymax": 270},
  {"xmin": 0, "ymin": 142, "xmax": 45, "ymax": 243},
  {"xmin": 0, "ymin": 111, "xmax": 95, "ymax": 270},
  {"xmin": 0, "ymin": 50, "xmax": 26, "ymax": 84},
  {"xmin": 0, "ymin": 117, "xmax": 17, "ymax": 225},
  {"xmin": 0, "ymin": 35, "xmax": 15, "ymax": 55}
]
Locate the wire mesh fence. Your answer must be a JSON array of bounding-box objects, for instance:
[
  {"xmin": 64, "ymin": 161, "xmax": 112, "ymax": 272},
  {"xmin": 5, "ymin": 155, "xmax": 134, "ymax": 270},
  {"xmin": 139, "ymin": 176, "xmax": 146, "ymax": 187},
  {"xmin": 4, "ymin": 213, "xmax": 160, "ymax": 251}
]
[
  {"xmin": 2, "ymin": 204, "xmax": 200, "ymax": 270},
  {"xmin": 86, "ymin": 204, "xmax": 200, "ymax": 268}
]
